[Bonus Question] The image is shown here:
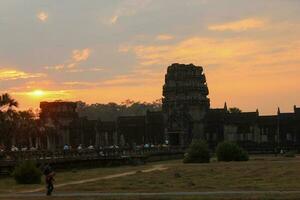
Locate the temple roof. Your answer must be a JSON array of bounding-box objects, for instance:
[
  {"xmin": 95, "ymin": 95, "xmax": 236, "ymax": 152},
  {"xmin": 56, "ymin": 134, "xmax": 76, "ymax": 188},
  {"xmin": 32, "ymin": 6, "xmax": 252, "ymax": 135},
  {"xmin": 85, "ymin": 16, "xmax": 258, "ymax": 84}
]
[
  {"xmin": 117, "ymin": 115, "xmax": 146, "ymax": 124},
  {"xmin": 205, "ymin": 108, "xmax": 227, "ymax": 122},
  {"xmin": 225, "ymin": 112, "xmax": 258, "ymax": 124},
  {"xmin": 294, "ymin": 106, "xmax": 300, "ymax": 119},
  {"xmin": 278, "ymin": 112, "xmax": 295, "ymax": 121},
  {"xmin": 258, "ymin": 115, "xmax": 277, "ymax": 125},
  {"xmin": 146, "ymin": 111, "xmax": 164, "ymax": 123}
]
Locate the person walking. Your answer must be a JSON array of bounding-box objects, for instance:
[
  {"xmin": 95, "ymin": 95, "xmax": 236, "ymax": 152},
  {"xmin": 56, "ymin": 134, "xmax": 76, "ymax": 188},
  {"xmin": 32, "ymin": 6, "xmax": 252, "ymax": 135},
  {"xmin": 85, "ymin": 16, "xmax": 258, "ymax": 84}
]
[{"xmin": 43, "ymin": 164, "xmax": 55, "ymax": 196}]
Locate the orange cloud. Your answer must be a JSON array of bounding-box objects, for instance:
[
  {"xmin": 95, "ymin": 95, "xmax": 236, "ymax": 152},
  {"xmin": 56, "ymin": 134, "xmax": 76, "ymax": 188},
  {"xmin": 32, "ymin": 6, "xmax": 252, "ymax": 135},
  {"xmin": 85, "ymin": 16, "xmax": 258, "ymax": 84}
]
[
  {"xmin": 45, "ymin": 48, "xmax": 92, "ymax": 71},
  {"xmin": 63, "ymin": 68, "xmax": 162, "ymax": 88},
  {"xmin": 105, "ymin": 0, "xmax": 152, "ymax": 25},
  {"xmin": 109, "ymin": 15, "xmax": 119, "ymax": 24},
  {"xmin": 121, "ymin": 30, "xmax": 300, "ymax": 114},
  {"xmin": 37, "ymin": 12, "xmax": 48, "ymax": 22},
  {"xmin": 208, "ymin": 18, "xmax": 266, "ymax": 32},
  {"xmin": 131, "ymin": 37, "xmax": 260, "ymax": 66},
  {"xmin": 155, "ymin": 34, "xmax": 174, "ymax": 41},
  {"xmin": 72, "ymin": 48, "xmax": 91, "ymax": 62},
  {"xmin": 0, "ymin": 69, "xmax": 45, "ymax": 81}
]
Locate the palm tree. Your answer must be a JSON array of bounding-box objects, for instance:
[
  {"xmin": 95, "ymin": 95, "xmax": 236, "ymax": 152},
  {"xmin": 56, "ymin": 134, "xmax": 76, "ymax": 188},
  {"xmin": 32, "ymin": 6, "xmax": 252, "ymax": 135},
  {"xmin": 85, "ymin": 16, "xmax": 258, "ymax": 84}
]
[
  {"xmin": 0, "ymin": 93, "xmax": 18, "ymax": 111},
  {"xmin": 0, "ymin": 93, "xmax": 18, "ymax": 149}
]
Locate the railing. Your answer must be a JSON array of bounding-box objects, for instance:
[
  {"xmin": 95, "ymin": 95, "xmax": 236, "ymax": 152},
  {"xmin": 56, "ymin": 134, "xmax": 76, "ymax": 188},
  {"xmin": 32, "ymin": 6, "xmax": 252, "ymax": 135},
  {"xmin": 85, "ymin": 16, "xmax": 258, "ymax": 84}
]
[{"xmin": 0, "ymin": 147, "xmax": 185, "ymax": 162}]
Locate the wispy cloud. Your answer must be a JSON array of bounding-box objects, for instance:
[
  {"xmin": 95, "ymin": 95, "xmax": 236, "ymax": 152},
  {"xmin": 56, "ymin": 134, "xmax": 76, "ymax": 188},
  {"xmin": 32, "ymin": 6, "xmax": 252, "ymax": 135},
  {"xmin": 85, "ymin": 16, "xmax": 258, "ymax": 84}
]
[
  {"xmin": 63, "ymin": 81, "xmax": 94, "ymax": 86},
  {"xmin": 208, "ymin": 18, "xmax": 266, "ymax": 32},
  {"xmin": 66, "ymin": 67, "xmax": 104, "ymax": 73},
  {"xmin": 106, "ymin": 0, "xmax": 152, "ymax": 25},
  {"xmin": 62, "ymin": 68, "xmax": 162, "ymax": 89},
  {"xmin": 121, "ymin": 32, "xmax": 300, "ymax": 113},
  {"xmin": 109, "ymin": 15, "xmax": 119, "ymax": 25},
  {"xmin": 0, "ymin": 69, "xmax": 45, "ymax": 81},
  {"xmin": 155, "ymin": 34, "xmax": 174, "ymax": 41},
  {"xmin": 37, "ymin": 12, "xmax": 48, "ymax": 22},
  {"xmin": 72, "ymin": 48, "xmax": 91, "ymax": 62},
  {"xmin": 45, "ymin": 48, "xmax": 92, "ymax": 71},
  {"xmin": 129, "ymin": 36, "xmax": 300, "ymax": 71}
]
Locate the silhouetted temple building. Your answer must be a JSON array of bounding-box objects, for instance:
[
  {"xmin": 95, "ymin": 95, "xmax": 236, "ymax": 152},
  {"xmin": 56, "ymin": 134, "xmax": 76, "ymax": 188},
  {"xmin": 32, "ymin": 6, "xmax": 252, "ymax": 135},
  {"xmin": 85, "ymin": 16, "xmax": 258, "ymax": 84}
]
[
  {"xmin": 40, "ymin": 101, "xmax": 78, "ymax": 150},
  {"xmin": 39, "ymin": 63, "xmax": 300, "ymax": 152},
  {"xmin": 146, "ymin": 110, "xmax": 165, "ymax": 145},
  {"xmin": 69, "ymin": 118, "xmax": 116, "ymax": 147},
  {"xmin": 204, "ymin": 105, "xmax": 300, "ymax": 151},
  {"xmin": 40, "ymin": 101, "xmax": 164, "ymax": 149},
  {"xmin": 116, "ymin": 111, "xmax": 165, "ymax": 147},
  {"xmin": 162, "ymin": 63, "xmax": 300, "ymax": 151},
  {"xmin": 163, "ymin": 63, "xmax": 210, "ymax": 146},
  {"xmin": 117, "ymin": 115, "xmax": 146, "ymax": 147}
]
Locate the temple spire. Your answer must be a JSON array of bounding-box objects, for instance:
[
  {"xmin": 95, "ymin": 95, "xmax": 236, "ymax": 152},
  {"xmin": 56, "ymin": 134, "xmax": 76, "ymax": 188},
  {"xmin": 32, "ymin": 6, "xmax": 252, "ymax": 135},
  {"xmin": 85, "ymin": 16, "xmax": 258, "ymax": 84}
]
[
  {"xmin": 277, "ymin": 107, "xmax": 281, "ymax": 115},
  {"xmin": 224, "ymin": 102, "xmax": 228, "ymax": 111}
]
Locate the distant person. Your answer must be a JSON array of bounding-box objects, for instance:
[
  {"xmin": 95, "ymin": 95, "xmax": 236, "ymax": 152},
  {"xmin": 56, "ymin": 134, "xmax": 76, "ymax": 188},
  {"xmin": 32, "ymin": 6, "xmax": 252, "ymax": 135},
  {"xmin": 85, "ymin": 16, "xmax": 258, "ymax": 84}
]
[
  {"xmin": 11, "ymin": 145, "xmax": 19, "ymax": 152},
  {"xmin": 280, "ymin": 149, "xmax": 284, "ymax": 156},
  {"xmin": 43, "ymin": 164, "xmax": 55, "ymax": 196},
  {"xmin": 88, "ymin": 145, "xmax": 94, "ymax": 150},
  {"xmin": 77, "ymin": 144, "xmax": 83, "ymax": 151},
  {"xmin": 63, "ymin": 144, "xmax": 69, "ymax": 151}
]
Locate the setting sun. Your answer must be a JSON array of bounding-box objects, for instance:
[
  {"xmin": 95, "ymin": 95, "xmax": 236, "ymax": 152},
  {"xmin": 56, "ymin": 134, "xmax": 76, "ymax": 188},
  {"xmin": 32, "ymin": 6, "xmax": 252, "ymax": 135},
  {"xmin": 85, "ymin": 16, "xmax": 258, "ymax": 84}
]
[{"xmin": 29, "ymin": 90, "xmax": 46, "ymax": 97}]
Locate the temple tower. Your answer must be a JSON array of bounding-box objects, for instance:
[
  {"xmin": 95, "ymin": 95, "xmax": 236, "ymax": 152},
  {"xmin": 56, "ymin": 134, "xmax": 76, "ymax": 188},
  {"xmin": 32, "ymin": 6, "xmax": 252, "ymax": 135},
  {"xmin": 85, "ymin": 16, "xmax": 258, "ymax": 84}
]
[
  {"xmin": 162, "ymin": 63, "xmax": 210, "ymax": 146},
  {"xmin": 40, "ymin": 101, "xmax": 78, "ymax": 150}
]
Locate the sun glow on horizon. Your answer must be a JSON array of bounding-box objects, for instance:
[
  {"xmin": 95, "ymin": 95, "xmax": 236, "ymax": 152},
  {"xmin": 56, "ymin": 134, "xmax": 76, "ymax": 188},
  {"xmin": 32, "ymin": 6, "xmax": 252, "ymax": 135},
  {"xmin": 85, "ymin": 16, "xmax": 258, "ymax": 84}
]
[{"xmin": 28, "ymin": 90, "xmax": 46, "ymax": 98}]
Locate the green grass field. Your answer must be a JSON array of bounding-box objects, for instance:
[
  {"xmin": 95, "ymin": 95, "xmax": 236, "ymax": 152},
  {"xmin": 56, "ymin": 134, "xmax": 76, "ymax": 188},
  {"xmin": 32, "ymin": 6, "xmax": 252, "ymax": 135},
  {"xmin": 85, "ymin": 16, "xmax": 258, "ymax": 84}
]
[
  {"xmin": 4, "ymin": 195, "xmax": 300, "ymax": 200},
  {"xmin": 0, "ymin": 163, "xmax": 152, "ymax": 193},
  {"xmin": 56, "ymin": 156, "xmax": 300, "ymax": 193},
  {"xmin": 1, "ymin": 156, "xmax": 300, "ymax": 199}
]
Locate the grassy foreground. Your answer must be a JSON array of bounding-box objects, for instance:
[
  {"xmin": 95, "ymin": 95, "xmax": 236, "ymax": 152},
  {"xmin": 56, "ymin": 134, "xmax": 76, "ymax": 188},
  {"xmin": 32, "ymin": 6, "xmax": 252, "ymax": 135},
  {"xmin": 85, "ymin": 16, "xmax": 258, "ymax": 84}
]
[
  {"xmin": 57, "ymin": 156, "xmax": 300, "ymax": 192},
  {"xmin": 4, "ymin": 194, "xmax": 300, "ymax": 200},
  {"xmin": 0, "ymin": 163, "xmax": 152, "ymax": 193},
  {"xmin": 1, "ymin": 156, "xmax": 300, "ymax": 199}
]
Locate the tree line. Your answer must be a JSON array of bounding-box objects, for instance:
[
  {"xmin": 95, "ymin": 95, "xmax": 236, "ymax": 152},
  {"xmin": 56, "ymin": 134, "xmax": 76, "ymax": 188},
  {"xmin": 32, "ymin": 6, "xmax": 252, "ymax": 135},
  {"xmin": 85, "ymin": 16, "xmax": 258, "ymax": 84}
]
[
  {"xmin": 76, "ymin": 99, "xmax": 162, "ymax": 121},
  {"xmin": 0, "ymin": 94, "xmax": 162, "ymax": 150},
  {"xmin": 0, "ymin": 93, "xmax": 39, "ymax": 150}
]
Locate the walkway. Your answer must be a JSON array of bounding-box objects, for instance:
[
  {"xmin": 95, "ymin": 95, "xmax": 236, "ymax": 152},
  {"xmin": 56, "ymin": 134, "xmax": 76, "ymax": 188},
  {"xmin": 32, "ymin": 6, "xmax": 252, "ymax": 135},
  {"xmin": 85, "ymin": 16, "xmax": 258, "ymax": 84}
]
[
  {"xmin": 18, "ymin": 164, "xmax": 168, "ymax": 193},
  {"xmin": 1, "ymin": 191, "xmax": 300, "ymax": 198}
]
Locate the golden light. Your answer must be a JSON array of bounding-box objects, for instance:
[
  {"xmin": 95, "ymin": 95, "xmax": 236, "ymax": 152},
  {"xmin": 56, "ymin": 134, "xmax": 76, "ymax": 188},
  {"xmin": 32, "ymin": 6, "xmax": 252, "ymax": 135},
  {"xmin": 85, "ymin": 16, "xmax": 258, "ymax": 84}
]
[
  {"xmin": 29, "ymin": 90, "xmax": 46, "ymax": 97},
  {"xmin": 37, "ymin": 12, "xmax": 48, "ymax": 22}
]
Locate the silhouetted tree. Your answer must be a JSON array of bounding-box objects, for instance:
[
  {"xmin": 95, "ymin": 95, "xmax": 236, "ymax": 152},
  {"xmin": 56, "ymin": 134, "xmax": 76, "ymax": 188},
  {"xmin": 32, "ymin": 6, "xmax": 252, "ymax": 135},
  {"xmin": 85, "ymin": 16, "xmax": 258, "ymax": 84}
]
[
  {"xmin": 229, "ymin": 107, "xmax": 242, "ymax": 114},
  {"xmin": 0, "ymin": 93, "xmax": 40, "ymax": 149},
  {"xmin": 76, "ymin": 99, "xmax": 162, "ymax": 121},
  {"xmin": 0, "ymin": 93, "xmax": 18, "ymax": 111}
]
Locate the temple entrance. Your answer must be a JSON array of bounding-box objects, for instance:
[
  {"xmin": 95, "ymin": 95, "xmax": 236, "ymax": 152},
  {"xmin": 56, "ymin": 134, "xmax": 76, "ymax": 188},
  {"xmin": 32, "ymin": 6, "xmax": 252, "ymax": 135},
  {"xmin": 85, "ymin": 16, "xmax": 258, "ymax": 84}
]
[{"xmin": 168, "ymin": 131, "xmax": 180, "ymax": 146}]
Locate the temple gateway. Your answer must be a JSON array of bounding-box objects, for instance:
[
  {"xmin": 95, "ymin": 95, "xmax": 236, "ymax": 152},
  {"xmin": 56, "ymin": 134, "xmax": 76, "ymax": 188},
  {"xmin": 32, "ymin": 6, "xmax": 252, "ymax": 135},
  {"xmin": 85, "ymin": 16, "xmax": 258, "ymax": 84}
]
[
  {"xmin": 163, "ymin": 63, "xmax": 210, "ymax": 146},
  {"xmin": 39, "ymin": 63, "xmax": 300, "ymax": 152}
]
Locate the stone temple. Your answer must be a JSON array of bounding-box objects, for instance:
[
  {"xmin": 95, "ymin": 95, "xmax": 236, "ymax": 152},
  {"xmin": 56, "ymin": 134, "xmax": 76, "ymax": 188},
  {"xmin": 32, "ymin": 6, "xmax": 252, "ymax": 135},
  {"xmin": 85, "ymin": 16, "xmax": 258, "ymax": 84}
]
[
  {"xmin": 33, "ymin": 63, "xmax": 300, "ymax": 153},
  {"xmin": 162, "ymin": 63, "xmax": 210, "ymax": 146}
]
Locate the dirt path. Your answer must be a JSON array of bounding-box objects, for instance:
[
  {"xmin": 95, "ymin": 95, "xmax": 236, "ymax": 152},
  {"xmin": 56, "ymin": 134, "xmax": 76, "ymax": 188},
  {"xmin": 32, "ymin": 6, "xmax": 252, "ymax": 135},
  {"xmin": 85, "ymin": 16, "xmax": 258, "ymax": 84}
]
[
  {"xmin": 2, "ymin": 191, "xmax": 300, "ymax": 198},
  {"xmin": 18, "ymin": 164, "xmax": 168, "ymax": 194}
]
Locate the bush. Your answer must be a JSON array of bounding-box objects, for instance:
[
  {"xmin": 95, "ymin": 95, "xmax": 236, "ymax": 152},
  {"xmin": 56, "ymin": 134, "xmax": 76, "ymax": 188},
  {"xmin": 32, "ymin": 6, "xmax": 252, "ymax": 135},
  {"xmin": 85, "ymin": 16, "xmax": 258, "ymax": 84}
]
[
  {"xmin": 183, "ymin": 140, "xmax": 210, "ymax": 163},
  {"xmin": 13, "ymin": 160, "xmax": 42, "ymax": 184},
  {"xmin": 216, "ymin": 141, "xmax": 249, "ymax": 162},
  {"xmin": 285, "ymin": 151, "xmax": 296, "ymax": 158}
]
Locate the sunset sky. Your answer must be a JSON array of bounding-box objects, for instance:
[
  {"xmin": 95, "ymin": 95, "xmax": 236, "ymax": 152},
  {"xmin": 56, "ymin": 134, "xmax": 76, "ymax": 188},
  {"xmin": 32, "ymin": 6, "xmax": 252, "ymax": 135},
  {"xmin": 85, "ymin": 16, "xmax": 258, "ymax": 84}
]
[{"xmin": 0, "ymin": 0, "xmax": 299, "ymax": 114}]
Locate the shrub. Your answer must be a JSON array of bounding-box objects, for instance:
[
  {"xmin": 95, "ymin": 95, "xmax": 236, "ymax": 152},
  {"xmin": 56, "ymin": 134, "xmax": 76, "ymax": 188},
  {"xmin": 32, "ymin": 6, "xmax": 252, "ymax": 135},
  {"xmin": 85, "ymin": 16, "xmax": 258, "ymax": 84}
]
[
  {"xmin": 13, "ymin": 160, "xmax": 42, "ymax": 184},
  {"xmin": 285, "ymin": 151, "xmax": 296, "ymax": 158},
  {"xmin": 216, "ymin": 141, "xmax": 249, "ymax": 162},
  {"xmin": 0, "ymin": 152, "xmax": 4, "ymax": 160},
  {"xmin": 183, "ymin": 140, "xmax": 210, "ymax": 163}
]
